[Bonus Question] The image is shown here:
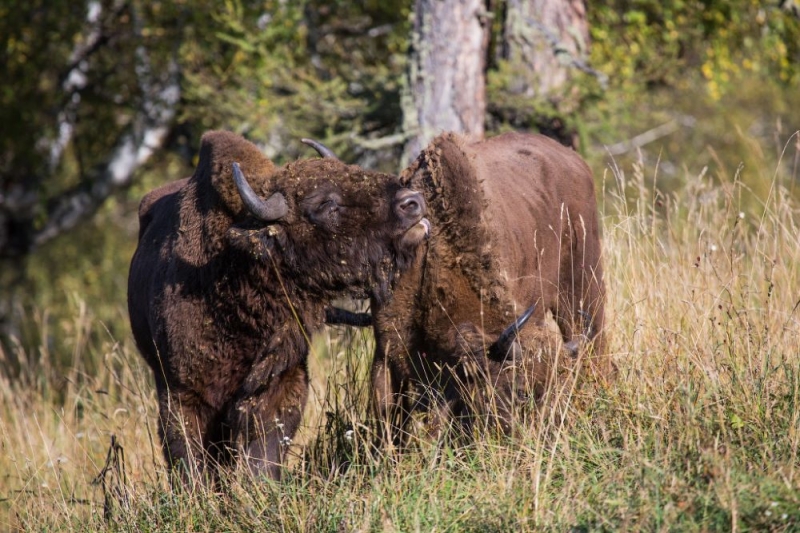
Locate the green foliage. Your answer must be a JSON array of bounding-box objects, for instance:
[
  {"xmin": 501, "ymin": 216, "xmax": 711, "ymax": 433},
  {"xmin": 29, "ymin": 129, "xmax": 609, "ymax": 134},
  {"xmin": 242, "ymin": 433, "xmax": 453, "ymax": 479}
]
[
  {"xmin": 580, "ymin": 1, "xmax": 800, "ymax": 213},
  {"xmin": 1, "ymin": 0, "xmax": 411, "ymax": 377},
  {"xmin": 0, "ymin": 1, "xmax": 85, "ymax": 182},
  {"xmin": 589, "ymin": 0, "xmax": 800, "ymax": 95},
  {"xmin": 180, "ymin": 0, "xmax": 411, "ymax": 163},
  {"xmin": 0, "ymin": 0, "xmax": 187, "ymax": 197},
  {"xmin": 488, "ymin": 1, "xmax": 800, "ymax": 180}
]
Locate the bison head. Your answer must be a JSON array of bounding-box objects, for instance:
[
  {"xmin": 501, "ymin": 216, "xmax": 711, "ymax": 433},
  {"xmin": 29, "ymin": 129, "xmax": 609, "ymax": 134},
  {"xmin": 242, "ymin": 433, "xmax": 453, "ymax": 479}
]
[
  {"xmin": 224, "ymin": 137, "xmax": 429, "ymax": 301},
  {"xmin": 448, "ymin": 304, "xmax": 537, "ymax": 365}
]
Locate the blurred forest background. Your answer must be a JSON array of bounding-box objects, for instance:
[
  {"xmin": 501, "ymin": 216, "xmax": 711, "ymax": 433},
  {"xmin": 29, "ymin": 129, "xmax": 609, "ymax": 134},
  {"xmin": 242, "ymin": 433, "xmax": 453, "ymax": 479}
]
[{"xmin": 1, "ymin": 0, "xmax": 799, "ymax": 387}]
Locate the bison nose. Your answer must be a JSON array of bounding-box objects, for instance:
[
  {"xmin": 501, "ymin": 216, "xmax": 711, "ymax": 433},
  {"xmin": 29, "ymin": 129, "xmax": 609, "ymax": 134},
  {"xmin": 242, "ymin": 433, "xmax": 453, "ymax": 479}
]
[{"xmin": 395, "ymin": 190, "xmax": 425, "ymax": 220}]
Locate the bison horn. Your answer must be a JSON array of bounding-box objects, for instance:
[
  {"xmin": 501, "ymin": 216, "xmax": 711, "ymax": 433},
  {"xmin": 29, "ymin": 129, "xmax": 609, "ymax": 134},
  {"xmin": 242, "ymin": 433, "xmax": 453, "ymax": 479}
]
[
  {"xmin": 301, "ymin": 138, "xmax": 339, "ymax": 160},
  {"xmin": 488, "ymin": 303, "xmax": 537, "ymax": 359},
  {"xmin": 577, "ymin": 310, "xmax": 595, "ymax": 339},
  {"xmin": 232, "ymin": 162, "xmax": 288, "ymax": 222},
  {"xmin": 324, "ymin": 307, "xmax": 372, "ymax": 327}
]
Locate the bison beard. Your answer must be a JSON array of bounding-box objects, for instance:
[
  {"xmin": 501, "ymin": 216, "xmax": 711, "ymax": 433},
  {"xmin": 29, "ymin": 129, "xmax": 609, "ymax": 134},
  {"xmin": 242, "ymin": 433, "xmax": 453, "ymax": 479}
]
[
  {"xmin": 128, "ymin": 130, "xmax": 427, "ymax": 484},
  {"xmin": 369, "ymin": 131, "xmax": 612, "ymax": 445}
]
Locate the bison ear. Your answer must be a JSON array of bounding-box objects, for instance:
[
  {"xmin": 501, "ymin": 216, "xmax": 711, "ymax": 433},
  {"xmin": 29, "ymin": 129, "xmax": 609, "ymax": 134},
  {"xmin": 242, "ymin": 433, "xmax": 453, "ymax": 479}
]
[{"xmin": 226, "ymin": 224, "xmax": 284, "ymax": 258}]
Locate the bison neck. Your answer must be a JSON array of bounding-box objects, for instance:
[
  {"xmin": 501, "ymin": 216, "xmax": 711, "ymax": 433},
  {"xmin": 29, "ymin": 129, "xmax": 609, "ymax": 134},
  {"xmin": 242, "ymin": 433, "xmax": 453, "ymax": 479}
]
[
  {"xmin": 160, "ymin": 244, "xmax": 324, "ymax": 409},
  {"xmin": 174, "ymin": 192, "xmax": 327, "ymax": 343}
]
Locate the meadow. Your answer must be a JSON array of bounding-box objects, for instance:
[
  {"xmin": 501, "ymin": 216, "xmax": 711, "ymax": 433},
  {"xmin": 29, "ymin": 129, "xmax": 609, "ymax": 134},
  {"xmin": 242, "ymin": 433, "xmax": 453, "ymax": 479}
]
[{"xmin": 2, "ymin": 133, "xmax": 800, "ymax": 531}]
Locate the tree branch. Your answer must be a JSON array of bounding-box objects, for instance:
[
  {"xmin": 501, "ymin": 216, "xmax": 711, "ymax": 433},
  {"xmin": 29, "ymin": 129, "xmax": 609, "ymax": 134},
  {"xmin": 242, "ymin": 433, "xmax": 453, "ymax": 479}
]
[
  {"xmin": 24, "ymin": 6, "xmax": 181, "ymax": 253},
  {"xmin": 604, "ymin": 115, "xmax": 696, "ymax": 156},
  {"xmin": 351, "ymin": 131, "xmax": 414, "ymax": 151},
  {"xmin": 50, "ymin": 1, "xmax": 127, "ymax": 172},
  {"xmin": 34, "ymin": 92, "xmax": 179, "ymax": 253}
]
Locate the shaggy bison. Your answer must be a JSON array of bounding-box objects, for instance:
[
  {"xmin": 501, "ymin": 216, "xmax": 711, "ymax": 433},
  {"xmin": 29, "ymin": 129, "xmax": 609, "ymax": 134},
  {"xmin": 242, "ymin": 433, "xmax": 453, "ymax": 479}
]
[
  {"xmin": 128, "ymin": 130, "xmax": 428, "ymax": 482},
  {"xmin": 368, "ymin": 131, "xmax": 610, "ymax": 443}
]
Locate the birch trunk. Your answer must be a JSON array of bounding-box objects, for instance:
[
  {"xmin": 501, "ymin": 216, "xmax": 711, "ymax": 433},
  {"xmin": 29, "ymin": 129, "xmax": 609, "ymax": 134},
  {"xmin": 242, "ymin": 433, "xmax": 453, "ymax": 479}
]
[{"xmin": 402, "ymin": 0, "xmax": 490, "ymax": 163}]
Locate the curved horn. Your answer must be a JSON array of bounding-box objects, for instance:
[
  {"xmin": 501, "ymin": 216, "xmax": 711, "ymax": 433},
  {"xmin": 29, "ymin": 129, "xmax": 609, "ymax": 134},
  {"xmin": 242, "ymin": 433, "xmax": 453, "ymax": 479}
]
[
  {"xmin": 232, "ymin": 162, "xmax": 288, "ymax": 222},
  {"xmin": 300, "ymin": 138, "xmax": 339, "ymax": 160},
  {"xmin": 325, "ymin": 307, "xmax": 372, "ymax": 327},
  {"xmin": 489, "ymin": 303, "xmax": 537, "ymax": 359},
  {"xmin": 577, "ymin": 310, "xmax": 595, "ymax": 339}
]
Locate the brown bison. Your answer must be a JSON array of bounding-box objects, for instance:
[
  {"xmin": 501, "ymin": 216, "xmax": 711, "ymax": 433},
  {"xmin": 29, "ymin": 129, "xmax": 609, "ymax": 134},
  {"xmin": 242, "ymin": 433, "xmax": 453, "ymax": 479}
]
[
  {"xmin": 127, "ymin": 130, "xmax": 428, "ymax": 482},
  {"xmin": 368, "ymin": 131, "xmax": 610, "ymax": 443}
]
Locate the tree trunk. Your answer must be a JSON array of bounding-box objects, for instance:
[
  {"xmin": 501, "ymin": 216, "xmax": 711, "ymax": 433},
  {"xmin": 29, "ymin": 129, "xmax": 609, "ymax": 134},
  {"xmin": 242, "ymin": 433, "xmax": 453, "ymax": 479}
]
[
  {"xmin": 402, "ymin": 0, "xmax": 490, "ymax": 164},
  {"xmin": 502, "ymin": 0, "xmax": 590, "ymax": 98}
]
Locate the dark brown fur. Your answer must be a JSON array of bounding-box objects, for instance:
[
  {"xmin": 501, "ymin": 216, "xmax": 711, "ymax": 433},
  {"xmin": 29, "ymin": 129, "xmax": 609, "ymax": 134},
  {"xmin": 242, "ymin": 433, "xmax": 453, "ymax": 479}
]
[
  {"xmin": 370, "ymin": 132, "xmax": 610, "ymax": 443},
  {"xmin": 128, "ymin": 131, "xmax": 424, "ymax": 482}
]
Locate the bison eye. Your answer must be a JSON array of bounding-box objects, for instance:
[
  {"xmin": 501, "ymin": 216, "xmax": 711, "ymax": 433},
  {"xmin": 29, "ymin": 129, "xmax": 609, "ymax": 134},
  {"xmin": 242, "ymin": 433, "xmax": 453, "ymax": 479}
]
[
  {"xmin": 307, "ymin": 195, "xmax": 343, "ymax": 228},
  {"xmin": 318, "ymin": 199, "xmax": 339, "ymax": 213}
]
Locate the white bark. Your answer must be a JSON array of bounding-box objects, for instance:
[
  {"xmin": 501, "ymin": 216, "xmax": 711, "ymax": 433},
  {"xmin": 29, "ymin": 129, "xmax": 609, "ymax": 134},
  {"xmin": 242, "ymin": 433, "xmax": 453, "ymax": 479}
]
[
  {"xmin": 31, "ymin": 4, "xmax": 180, "ymax": 250},
  {"xmin": 48, "ymin": 1, "xmax": 116, "ymax": 171}
]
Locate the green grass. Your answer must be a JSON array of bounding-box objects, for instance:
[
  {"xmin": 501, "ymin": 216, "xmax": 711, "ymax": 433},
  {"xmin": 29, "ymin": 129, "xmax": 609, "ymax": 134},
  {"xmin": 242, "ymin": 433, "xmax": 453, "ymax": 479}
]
[{"xmin": 2, "ymin": 134, "xmax": 800, "ymax": 531}]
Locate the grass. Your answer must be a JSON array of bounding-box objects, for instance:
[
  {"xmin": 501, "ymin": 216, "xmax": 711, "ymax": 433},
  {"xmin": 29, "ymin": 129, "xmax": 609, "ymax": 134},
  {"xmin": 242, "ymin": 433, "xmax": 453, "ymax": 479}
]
[{"xmin": 2, "ymin": 134, "xmax": 800, "ymax": 531}]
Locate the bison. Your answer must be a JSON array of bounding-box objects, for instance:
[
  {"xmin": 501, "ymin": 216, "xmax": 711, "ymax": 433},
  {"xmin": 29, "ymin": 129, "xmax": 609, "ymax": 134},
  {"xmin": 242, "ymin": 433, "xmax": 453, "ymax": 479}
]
[
  {"xmin": 368, "ymin": 131, "xmax": 611, "ymax": 444},
  {"xmin": 128, "ymin": 130, "xmax": 428, "ymax": 482}
]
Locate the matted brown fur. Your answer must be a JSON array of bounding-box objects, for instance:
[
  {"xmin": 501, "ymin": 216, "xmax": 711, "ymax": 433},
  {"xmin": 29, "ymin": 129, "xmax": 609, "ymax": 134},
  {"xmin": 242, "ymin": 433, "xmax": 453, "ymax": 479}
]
[
  {"xmin": 128, "ymin": 130, "xmax": 425, "ymax": 483},
  {"xmin": 370, "ymin": 131, "xmax": 610, "ymax": 443}
]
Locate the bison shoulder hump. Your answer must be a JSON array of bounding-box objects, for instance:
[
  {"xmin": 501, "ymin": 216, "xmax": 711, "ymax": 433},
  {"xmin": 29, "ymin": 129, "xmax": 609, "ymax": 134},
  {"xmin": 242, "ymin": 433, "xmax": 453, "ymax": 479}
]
[{"xmin": 194, "ymin": 131, "xmax": 277, "ymax": 212}]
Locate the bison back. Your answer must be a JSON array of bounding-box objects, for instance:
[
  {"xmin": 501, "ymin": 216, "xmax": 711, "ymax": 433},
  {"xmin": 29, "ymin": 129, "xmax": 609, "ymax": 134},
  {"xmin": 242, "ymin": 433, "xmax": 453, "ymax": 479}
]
[
  {"xmin": 128, "ymin": 179, "xmax": 187, "ymax": 370},
  {"xmin": 470, "ymin": 132, "xmax": 604, "ymax": 347}
]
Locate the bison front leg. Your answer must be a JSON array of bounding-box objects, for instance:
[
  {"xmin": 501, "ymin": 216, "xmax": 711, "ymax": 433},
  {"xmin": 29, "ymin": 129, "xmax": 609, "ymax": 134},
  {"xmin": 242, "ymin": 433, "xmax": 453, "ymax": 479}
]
[
  {"xmin": 370, "ymin": 352, "xmax": 410, "ymax": 449},
  {"xmin": 229, "ymin": 364, "xmax": 308, "ymax": 480}
]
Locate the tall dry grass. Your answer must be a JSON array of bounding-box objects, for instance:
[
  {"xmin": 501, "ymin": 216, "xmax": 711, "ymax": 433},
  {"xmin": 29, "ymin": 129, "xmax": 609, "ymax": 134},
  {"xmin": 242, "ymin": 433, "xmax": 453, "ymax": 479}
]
[{"xmin": 2, "ymin": 134, "xmax": 799, "ymax": 531}]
